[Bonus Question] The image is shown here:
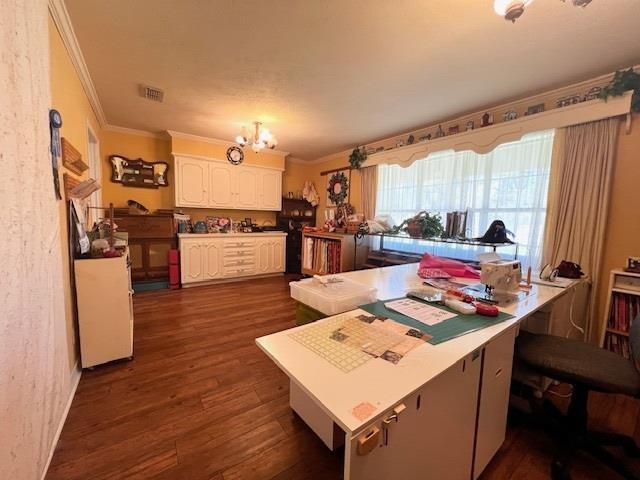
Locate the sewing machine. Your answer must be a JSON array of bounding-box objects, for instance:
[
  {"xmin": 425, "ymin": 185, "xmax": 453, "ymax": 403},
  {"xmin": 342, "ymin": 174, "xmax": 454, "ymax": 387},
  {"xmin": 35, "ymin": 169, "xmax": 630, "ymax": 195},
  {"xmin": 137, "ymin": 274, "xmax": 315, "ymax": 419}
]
[{"xmin": 465, "ymin": 260, "xmax": 527, "ymax": 306}]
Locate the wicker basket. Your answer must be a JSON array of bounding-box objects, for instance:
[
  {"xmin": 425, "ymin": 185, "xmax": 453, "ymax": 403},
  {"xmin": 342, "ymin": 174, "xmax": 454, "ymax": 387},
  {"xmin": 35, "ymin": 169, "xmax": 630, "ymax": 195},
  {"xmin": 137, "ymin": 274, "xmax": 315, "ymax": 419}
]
[{"xmin": 406, "ymin": 211, "xmax": 428, "ymax": 238}]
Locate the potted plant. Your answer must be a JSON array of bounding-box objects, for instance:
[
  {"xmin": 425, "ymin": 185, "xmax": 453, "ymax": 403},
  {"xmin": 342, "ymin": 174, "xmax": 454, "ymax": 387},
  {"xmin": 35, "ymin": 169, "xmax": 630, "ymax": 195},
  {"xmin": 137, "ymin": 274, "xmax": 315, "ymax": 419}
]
[{"xmin": 391, "ymin": 211, "xmax": 444, "ymax": 239}]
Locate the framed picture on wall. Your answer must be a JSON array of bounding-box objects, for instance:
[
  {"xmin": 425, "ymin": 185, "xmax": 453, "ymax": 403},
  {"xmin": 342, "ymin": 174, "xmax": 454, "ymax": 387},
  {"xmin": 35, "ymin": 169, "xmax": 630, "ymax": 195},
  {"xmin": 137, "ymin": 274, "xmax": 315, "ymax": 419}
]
[{"xmin": 326, "ymin": 168, "xmax": 351, "ymax": 207}]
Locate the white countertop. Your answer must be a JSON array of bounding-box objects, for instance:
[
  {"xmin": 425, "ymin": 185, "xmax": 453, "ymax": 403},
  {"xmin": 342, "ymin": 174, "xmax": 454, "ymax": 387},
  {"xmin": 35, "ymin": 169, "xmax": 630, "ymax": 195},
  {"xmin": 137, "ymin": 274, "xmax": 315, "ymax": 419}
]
[
  {"xmin": 256, "ymin": 263, "xmax": 567, "ymax": 435},
  {"xmin": 178, "ymin": 231, "xmax": 287, "ymax": 238}
]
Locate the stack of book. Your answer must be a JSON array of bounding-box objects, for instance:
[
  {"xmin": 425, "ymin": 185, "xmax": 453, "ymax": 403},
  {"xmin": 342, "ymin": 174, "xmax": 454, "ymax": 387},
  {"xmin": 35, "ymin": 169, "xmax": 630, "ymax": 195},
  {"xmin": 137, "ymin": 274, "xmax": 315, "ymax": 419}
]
[
  {"xmin": 604, "ymin": 292, "xmax": 640, "ymax": 359},
  {"xmin": 444, "ymin": 211, "xmax": 467, "ymax": 238}
]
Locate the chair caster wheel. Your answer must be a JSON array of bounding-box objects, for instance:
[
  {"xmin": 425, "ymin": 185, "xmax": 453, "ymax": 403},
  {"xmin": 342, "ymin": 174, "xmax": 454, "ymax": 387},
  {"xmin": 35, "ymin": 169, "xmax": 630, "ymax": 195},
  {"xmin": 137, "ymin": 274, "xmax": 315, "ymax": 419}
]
[{"xmin": 551, "ymin": 460, "xmax": 571, "ymax": 480}]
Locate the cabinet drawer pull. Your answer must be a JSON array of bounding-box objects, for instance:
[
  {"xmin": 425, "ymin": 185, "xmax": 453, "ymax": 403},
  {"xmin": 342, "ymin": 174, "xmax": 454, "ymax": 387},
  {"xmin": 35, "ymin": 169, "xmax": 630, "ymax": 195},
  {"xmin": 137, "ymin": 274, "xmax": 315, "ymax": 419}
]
[{"xmin": 495, "ymin": 368, "xmax": 503, "ymax": 378}]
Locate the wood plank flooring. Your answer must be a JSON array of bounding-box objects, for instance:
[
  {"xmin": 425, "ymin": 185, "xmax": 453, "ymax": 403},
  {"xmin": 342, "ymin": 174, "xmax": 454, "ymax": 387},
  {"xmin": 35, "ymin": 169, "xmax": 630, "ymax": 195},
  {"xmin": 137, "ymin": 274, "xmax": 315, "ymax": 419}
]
[{"xmin": 47, "ymin": 275, "xmax": 640, "ymax": 479}]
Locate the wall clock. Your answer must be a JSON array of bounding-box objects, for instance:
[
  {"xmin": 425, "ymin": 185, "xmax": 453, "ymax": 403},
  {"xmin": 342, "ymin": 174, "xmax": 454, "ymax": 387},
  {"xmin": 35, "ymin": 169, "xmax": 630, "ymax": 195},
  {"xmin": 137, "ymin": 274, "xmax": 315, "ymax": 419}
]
[{"xmin": 227, "ymin": 146, "xmax": 244, "ymax": 165}]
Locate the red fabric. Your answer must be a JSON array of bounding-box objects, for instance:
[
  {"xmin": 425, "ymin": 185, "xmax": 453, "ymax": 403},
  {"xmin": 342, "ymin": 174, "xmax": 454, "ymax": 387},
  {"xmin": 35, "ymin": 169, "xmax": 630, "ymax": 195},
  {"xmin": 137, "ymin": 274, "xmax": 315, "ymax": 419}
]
[{"xmin": 417, "ymin": 253, "xmax": 480, "ymax": 279}]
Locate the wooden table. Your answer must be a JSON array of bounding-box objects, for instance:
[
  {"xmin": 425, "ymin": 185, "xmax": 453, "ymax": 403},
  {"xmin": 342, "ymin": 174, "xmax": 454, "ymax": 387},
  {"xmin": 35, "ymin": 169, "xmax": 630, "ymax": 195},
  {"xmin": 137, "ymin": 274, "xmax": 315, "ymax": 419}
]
[{"xmin": 256, "ymin": 263, "xmax": 568, "ymax": 480}]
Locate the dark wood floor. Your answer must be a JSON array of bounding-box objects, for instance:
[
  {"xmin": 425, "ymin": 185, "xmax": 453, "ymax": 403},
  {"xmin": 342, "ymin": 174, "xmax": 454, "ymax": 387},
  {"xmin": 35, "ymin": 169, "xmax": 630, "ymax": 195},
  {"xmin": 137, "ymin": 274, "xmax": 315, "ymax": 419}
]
[{"xmin": 47, "ymin": 275, "xmax": 640, "ymax": 480}]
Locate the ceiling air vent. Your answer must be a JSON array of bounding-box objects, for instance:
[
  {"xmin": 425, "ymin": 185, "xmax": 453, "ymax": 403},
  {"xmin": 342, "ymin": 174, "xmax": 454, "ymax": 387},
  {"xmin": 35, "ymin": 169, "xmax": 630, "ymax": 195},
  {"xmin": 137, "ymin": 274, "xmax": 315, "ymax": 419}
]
[{"xmin": 139, "ymin": 84, "xmax": 164, "ymax": 103}]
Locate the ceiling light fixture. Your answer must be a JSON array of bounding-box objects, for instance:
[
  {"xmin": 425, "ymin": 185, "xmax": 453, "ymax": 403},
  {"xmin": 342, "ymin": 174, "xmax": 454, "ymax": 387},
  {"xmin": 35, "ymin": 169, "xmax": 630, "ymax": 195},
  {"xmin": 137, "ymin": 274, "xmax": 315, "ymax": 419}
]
[
  {"xmin": 494, "ymin": 0, "xmax": 533, "ymax": 22},
  {"xmin": 495, "ymin": 0, "xmax": 593, "ymax": 22},
  {"xmin": 235, "ymin": 121, "xmax": 278, "ymax": 153}
]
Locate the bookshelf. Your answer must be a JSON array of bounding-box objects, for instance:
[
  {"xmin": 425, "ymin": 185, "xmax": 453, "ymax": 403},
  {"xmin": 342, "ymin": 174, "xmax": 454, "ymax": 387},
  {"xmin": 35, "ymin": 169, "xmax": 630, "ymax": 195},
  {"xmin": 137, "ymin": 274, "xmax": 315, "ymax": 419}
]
[
  {"xmin": 602, "ymin": 269, "xmax": 640, "ymax": 359},
  {"xmin": 301, "ymin": 232, "xmax": 364, "ymax": 276}
]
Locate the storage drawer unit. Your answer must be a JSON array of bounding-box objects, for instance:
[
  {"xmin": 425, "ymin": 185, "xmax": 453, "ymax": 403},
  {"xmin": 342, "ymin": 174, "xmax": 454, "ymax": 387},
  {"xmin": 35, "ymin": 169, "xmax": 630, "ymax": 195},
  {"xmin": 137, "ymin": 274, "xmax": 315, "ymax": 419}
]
[{"xmin": 179, "ymin": 233, "xmax": 286, "ymax": 286}]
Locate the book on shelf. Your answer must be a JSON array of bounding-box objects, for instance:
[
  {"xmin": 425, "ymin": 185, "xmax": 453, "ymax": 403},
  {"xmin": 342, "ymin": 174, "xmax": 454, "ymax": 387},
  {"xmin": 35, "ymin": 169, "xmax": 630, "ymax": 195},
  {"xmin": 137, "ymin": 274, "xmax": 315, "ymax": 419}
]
[
  {"xmin": 607, "ymin": 292, "xmax": 640, "ymax": 333},
  {"xmin": 605, "ymin": 291, "xmax": 640, "ymax": 359}
]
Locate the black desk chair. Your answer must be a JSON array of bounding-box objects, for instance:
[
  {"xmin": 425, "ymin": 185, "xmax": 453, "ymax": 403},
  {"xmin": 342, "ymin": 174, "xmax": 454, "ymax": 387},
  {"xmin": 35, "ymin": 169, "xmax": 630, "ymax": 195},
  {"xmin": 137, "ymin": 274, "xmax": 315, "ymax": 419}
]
[{"xmin": 515, "ymin": 318, "xmax": 640, "ymax": 480}]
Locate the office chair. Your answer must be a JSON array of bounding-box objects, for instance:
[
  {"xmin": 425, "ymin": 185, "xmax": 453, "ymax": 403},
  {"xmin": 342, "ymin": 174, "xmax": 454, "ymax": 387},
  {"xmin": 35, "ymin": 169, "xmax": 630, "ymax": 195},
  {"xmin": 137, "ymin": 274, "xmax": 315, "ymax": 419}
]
[{"xmin": 515, "ymin": 317, "xmax": 640, "ymax": 480}]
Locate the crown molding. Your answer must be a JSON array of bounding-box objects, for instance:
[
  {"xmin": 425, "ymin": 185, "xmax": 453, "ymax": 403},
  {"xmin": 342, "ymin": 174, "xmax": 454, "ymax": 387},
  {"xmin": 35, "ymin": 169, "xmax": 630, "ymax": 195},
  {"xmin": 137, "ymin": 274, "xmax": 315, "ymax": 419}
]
[
  {"xmin": 103, "ymin": 124, "xmax": 166, "ymax": 139},
  {"xmin": 48, "ymin": 0, "xmax": 107, "ymax": 127},
  {"xmin": 166, "ymin": 130, "xmax": 290, "ymax": 158}
]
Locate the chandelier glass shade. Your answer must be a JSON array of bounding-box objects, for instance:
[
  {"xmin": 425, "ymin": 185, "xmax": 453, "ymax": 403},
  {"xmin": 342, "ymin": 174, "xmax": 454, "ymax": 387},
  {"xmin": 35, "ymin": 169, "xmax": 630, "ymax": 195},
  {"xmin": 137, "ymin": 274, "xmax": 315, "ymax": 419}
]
[{"xmin": 235, "ymin": 122, "xmax": 278, "ymax": 153}]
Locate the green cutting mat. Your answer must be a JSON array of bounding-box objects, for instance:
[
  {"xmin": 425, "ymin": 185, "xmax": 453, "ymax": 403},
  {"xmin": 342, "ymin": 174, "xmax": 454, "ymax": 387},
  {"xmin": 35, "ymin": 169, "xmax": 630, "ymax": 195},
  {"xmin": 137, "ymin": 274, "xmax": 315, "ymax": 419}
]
[{"xmin": 359, "ymin": 298, "xmax": 514, "ymax": 345}]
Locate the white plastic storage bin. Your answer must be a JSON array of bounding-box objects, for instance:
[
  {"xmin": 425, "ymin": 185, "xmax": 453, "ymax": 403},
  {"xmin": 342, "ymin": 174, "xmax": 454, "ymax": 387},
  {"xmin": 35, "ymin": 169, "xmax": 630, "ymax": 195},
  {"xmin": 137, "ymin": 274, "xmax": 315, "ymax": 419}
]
[{"xmin": 290, "ymin": 276, "xmax": 377, "ymax": 315}]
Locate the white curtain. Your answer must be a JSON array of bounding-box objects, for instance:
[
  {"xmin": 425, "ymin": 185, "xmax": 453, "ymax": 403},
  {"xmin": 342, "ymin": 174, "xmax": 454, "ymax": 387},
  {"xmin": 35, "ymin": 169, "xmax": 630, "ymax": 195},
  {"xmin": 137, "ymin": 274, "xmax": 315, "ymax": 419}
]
[{"xmin": 376, "ymin": 130, "xmax": 555, "ymax": 270}]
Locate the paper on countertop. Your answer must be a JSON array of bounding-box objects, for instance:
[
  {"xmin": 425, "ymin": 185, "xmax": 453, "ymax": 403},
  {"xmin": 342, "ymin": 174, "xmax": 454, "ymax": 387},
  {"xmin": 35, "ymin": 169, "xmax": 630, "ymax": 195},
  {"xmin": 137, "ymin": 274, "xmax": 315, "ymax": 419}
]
[{"xmin": 384, "ymin": 298, "xmax": 456, "ymax": 326}]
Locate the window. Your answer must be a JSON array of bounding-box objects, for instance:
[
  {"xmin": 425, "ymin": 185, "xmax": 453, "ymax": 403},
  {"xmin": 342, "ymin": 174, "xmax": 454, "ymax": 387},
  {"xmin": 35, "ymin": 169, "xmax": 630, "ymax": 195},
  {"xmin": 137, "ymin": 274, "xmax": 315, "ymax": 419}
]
[{"xmin": 375, "ymin": 130, "xmax": 555, "ymax": 270}]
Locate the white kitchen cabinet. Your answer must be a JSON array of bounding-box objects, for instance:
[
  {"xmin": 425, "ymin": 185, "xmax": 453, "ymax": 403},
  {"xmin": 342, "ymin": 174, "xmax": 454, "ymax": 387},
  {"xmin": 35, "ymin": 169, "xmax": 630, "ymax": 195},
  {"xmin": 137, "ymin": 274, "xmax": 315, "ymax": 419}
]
[
  {"xmin": 236, "ymin": 167, "xmax": 259, "ymax": 209},
  {"xmin": 259, "ymin": 169, "xmax": 282, "ymax": 210},
  {"xmin": 255, "ymin": 237, "xmax": 286, "ymax": 274},
  {"xmin": 473, "ymin": 326, "xmax": 517, "ymax": 479},
  {"xmin": 175, "ymin": 156, "xmax": 209, "ymax": 207},
  {"xmin": 180, "ymin": 239, "xmax": 205, "ymax": 284},
  {"xmin": 174, "ymin": 154, "xmax": 283, "ymax": 211},
  {"xmin": 209, "ymin": 163, "xmax": 235, "ymax": 208},
  {"xmin": 203, "ymin": 241, "xmax": 223, "ymax": 280},
  {"xmin": 75, "ymin": 252, "xmax": 134, "ymax": 368},
  {"xmin": 345, "ymin": 352, "xmax": 482, "ymax": 480},
  {"xmin": 179, "ymin": 233, "xmax": 287, "ymax": 286}
]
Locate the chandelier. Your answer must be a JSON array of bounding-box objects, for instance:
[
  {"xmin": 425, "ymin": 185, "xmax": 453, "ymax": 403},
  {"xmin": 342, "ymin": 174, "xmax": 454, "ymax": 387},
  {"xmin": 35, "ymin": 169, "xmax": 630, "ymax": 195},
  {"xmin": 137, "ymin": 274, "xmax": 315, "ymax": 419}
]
[
  {"xmin": 235, "ymin": 122, "xmax": 278, "ymax": 153},
  {"xmin": 494, "ymin": 0, "xmax": 593, "ymax": 22}
]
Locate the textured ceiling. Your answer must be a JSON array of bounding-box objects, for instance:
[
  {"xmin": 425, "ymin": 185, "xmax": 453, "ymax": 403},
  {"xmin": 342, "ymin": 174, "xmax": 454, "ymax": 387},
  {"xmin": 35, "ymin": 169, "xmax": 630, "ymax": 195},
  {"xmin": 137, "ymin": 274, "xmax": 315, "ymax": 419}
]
[{"xmin": 65, "ymin": 0, "xmax": 640, "ymax": 159}]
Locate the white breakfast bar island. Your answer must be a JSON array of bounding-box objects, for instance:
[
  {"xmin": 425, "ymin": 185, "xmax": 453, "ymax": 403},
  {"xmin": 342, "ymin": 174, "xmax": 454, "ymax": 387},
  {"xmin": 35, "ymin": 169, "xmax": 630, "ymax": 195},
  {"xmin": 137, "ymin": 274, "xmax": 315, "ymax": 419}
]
[{"xmin": 256, "ymin": 263, "xmax": 570, "ymax": 480}]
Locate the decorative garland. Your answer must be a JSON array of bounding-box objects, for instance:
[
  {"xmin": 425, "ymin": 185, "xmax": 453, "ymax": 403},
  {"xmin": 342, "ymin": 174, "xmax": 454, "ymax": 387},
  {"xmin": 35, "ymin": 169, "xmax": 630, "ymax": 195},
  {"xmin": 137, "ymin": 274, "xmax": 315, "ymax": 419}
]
[
  {"xmin": 348, "ymin": 147, "xmax": 367, "ymax": 169},
  {"xmin": 327, "ymin": 171, "xmax": 349, "ymax": 205},
  {"xmin": 599, "ymin": 68, "xmax": 640, "ymax": 112}
]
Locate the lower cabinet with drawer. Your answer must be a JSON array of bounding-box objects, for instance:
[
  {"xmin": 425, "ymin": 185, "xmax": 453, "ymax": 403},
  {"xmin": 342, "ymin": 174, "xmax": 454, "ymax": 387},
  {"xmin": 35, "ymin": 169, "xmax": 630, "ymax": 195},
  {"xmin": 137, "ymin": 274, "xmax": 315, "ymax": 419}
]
[{"xmin": 179, "ymin": 233, "xmax": 286, "ymax": 286}]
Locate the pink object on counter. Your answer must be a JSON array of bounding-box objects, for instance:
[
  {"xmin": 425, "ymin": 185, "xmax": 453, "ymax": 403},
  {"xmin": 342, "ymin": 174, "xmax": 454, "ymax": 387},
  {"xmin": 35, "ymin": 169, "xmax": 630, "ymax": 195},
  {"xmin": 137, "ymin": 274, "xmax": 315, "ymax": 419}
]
[{"xmin": 417, "ymin": 253, "xmax": 480, "ymax": 279}]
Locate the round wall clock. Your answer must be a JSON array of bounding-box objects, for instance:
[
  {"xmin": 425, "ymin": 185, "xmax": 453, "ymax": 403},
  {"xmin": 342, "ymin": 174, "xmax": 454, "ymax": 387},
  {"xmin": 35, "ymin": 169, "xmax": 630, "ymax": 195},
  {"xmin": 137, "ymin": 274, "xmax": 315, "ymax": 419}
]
[{"xmin": 226, "ymin": 146, "xmax": 244, "ymax": 165}]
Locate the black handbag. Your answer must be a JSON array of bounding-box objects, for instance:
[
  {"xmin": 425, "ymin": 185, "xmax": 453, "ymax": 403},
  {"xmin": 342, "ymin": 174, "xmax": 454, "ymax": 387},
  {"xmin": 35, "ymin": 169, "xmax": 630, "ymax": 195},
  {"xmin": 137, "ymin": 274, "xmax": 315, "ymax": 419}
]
[{"xmin": 476, "ymin": 220, "xmax": 514, "ymax": 244}]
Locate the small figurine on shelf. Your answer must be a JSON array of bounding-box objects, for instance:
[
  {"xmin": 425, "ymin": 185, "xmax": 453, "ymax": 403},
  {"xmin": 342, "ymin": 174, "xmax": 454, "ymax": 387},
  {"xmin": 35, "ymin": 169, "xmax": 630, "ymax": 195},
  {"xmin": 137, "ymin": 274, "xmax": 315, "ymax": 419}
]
[
  {"xmin": 434, "ymin": 125, "xmax": 445, "ymax": 138},
  {"xmin": 480, "ymin": 112, "xmax": 493, "ymax": 127},
  {"xmin": 466, "ymin": 120, "xmax": 475, "ymax": 131},
  {"xmin": 503, "ymin": 110, "xmax": 518, "ymax": 121},
  {"xmin": 447, "ymin": 125, "xmax": 460, "ymax": 136}
]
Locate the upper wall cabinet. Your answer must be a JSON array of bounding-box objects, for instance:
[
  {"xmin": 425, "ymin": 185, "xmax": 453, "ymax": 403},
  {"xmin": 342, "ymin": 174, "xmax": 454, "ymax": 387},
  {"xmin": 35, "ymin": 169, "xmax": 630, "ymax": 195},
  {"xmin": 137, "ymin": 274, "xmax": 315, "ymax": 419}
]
[
  {"xmin": 176, "ymin": 157, "xmax": 209, "ymax": 207},
  {"xmin": 174, "ymin": 154, "xmax": 283, "ymax": 211}
]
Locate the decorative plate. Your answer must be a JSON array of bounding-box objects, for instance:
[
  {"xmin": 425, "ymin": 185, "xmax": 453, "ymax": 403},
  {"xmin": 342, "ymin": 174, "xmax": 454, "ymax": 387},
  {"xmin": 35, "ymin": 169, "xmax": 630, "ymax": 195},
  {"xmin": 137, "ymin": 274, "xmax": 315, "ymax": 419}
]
[{"xmin": 227, "ymin": 146, "xmax": 244, "ymax": 165}]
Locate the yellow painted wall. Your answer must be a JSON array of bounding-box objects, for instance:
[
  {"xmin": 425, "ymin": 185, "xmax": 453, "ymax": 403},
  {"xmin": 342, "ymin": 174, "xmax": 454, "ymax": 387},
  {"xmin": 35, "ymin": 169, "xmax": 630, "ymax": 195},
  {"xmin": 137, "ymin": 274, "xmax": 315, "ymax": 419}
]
[
  {"xmin": 99, "ymin": 130, "xmax": 173, "ymax": 210},
  {"xmin": 98, "ymin": 133, "xmax": 288, "ymax": 225},
  {"xmin": 595, "ymin": 113, "xmax": 640, "ymax": 334},
  {"xmin": 49, "ymin": 14, "xmax": 101, "ymax": 369}
]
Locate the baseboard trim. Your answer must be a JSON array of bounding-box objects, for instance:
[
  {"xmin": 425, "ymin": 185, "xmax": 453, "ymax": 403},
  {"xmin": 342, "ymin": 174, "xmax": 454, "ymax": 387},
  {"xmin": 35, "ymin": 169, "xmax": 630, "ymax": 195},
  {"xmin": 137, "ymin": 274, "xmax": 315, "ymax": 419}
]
[{"xmin": 41, "ymin": 361, "xmax": 82, "ymax": 480}]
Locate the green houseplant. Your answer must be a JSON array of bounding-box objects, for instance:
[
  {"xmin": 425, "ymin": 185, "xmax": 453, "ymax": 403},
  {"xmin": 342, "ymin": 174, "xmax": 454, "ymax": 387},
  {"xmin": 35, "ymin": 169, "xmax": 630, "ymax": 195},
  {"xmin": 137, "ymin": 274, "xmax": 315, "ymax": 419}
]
[
  {"xmin": 391, "ymin": 211, "xmax": 444, "ymax": 239},
  {"xmin": 599, "ymin": 68, "xmax": 640, "ymax": 112},
  {"xmin": 348, "ymin": 147, "xmax": 367, "ymax": 169}
]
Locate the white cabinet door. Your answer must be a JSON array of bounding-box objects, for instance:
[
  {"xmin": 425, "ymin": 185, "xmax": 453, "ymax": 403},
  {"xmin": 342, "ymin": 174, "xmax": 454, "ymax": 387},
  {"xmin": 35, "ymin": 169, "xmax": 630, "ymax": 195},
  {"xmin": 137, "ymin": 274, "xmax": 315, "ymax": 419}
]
[
  {"xmin": 176, "ymin": 157, "xmax": 208, "ymax": 207},
  {"xmin": 181, "ymin": 241, "xmax": 204, "ymax": 284},
  {"xmin": 259, "ymin": 170, "xmax": 282, "ymax": 210},
  {"xmin": 474, "ymin": 327, "xmax": 517, "ymax": 479},
  {"xmin": 255, "ymin": 237, "xmax": 286, "ymax": 274},
  {"xmin": 271, "ymin": 237, "xmax": 285, "ymax": 272},
  {"xmin": 209, "ymin": 163, "xmax": 235, "ymax": 208},
  {"xmin": 236, "ymin": 167, "xmax": 259, "ymax": 209},
  {"xmin": 345, "ymin": 353, "xmax": 481, "ymax": 480},
  {"xmin": 203, "ymin": 240, "xmax": 223, "ymax": 280},
  {"xmin": 256, "ymin": 240, "xmax": 271, "ymax": 274}
]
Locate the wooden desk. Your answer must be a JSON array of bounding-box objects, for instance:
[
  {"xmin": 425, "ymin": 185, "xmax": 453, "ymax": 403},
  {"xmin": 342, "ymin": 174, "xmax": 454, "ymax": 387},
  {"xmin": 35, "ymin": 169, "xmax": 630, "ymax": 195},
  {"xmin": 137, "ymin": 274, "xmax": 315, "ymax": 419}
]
[{"xmin": 256, "ymin": 263, "xmax": 567, "ymax": 480}]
